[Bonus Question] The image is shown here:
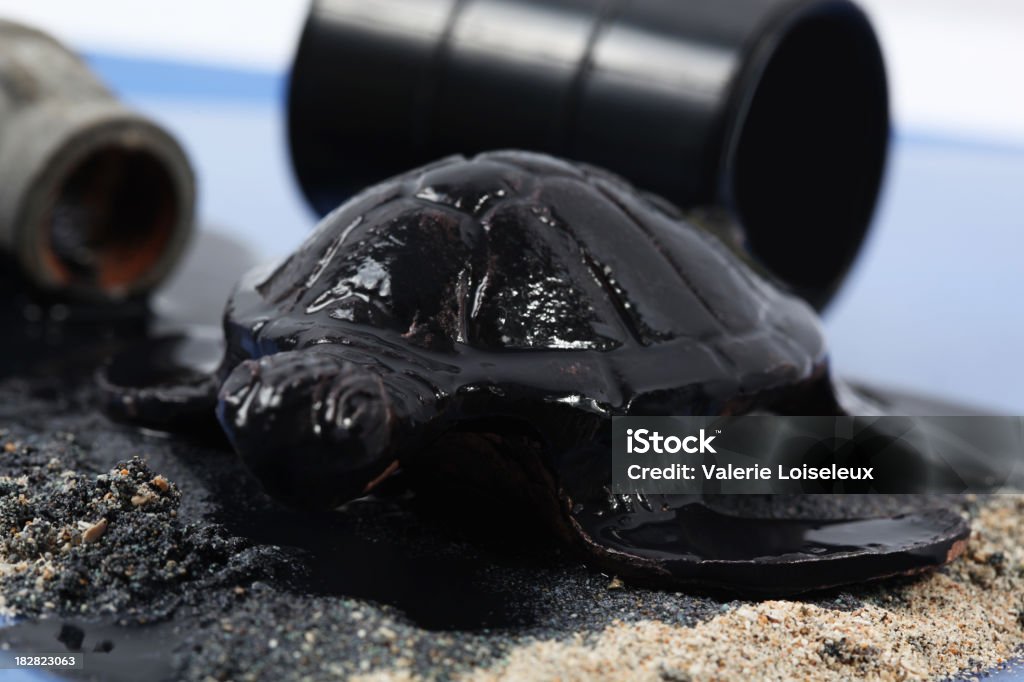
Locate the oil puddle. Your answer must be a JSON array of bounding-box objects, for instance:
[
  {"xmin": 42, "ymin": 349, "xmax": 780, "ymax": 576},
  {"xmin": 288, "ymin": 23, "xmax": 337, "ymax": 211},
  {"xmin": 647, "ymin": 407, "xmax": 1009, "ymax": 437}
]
[
  {"xmin": 0, "ymin": 618, "xmax": 179, "ymax": 682},
  {"xmin": 0, "ymin": 228, "xmax": 253, "ymax": 384},
  {"xmin": 0, "ymin": 274, "xmax": 148, "ymax": 384}
]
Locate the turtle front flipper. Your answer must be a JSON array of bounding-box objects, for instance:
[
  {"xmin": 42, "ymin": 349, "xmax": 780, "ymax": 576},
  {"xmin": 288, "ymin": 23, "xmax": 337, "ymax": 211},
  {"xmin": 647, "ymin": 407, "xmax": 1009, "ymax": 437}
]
[
  {"xmin": 97, "ymin": 333, "xmax": 223, "ymax": 435},
  {"xmin": 216, "ymin": 349, "xmax": 440, "ymax": 509},
  {"xmin": 568, "ymin": 495, "xmax": 969, "ymax": 594}
]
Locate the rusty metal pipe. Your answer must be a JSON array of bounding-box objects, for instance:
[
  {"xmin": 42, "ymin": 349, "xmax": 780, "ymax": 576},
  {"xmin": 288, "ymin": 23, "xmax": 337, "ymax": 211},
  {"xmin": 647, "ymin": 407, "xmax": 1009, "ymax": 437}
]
[{"xmin": 0, "ymin": 21, "xmax": 195, "ymax": 300}]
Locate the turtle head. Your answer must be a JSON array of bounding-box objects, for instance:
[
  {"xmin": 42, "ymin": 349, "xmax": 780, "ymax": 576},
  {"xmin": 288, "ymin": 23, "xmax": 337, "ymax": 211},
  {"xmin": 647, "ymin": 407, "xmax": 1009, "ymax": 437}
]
[{"xmin": 216, "ymin": 350, "xmax": 398, "ymax": 509}]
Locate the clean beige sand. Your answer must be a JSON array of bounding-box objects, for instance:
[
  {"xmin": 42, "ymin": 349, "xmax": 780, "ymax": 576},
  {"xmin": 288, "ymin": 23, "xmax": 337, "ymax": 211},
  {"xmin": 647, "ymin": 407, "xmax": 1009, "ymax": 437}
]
[{"xmin": 357, "ymin": 496, "xmax": 1024, "ymax": 682}]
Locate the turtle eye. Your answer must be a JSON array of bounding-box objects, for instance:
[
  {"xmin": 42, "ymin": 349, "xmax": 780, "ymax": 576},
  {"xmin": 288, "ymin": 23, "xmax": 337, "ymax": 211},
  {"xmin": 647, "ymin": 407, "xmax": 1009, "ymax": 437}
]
[{"xmin": 319, "ymin": 367, "xmax": 391, "ymax": 455}]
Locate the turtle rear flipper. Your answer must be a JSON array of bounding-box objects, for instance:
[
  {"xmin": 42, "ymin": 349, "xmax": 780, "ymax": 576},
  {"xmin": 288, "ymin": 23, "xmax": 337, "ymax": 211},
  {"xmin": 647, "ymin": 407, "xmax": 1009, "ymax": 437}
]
[{"xmin": 571, "ymin": 497, "xmax": 969, "ymax": 594}]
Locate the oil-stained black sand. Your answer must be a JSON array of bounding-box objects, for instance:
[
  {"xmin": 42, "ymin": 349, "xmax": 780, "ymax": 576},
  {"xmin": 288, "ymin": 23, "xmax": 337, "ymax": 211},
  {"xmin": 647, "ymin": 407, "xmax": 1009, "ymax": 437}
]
[
  {"xmin": 0, "ymin": 381, "xmax": 728, "ymax": 680},
  {"xmin": 1, "ymin": 378, "xmax": 1022, "ymax": 681}
]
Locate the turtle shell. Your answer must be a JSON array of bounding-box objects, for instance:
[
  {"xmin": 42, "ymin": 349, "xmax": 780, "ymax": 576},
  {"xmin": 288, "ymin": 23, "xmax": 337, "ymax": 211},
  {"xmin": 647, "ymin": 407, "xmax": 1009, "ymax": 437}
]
[{"xmin": 227, "ymin": 150, "xmax": 826, "ymax": 413}]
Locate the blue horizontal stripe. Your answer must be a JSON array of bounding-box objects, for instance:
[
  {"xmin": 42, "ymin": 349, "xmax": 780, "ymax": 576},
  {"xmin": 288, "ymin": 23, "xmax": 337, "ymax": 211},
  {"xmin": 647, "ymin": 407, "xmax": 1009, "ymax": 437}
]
[
  {"xmin": 80, "ymin": 51, "xmax": 1024, "ymax": 157},
  {"xmin": 83, "ymin": 51, "xmax": 284, "ymax": 103},
  {"xmin": 897, "ymin": 129, "xmax": 1024, "ymax": 157}
]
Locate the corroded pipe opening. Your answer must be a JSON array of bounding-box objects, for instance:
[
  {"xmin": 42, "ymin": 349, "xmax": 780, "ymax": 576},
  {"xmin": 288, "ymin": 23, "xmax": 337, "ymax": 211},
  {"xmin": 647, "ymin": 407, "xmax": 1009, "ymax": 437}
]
[
  {"xmin": 42, "ymin": 145, "xmax": 180, "ymax": 294},
  {"xmin": 728, "ymin": 3, "xmax": 889, "ymax": 307}
]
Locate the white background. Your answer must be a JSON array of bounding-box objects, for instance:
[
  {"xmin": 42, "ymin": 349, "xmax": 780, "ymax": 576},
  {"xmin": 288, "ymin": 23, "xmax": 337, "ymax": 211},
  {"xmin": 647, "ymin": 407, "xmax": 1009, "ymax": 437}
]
[{"xmin": 0, "ymin": 0, "xmax": 1022, "ymax": 145}]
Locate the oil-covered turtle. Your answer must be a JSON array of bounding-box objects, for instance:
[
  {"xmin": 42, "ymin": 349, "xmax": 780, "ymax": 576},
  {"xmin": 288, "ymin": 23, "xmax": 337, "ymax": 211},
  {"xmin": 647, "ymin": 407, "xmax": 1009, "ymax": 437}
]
[{"xmin": 101, "ymin": 151, "xmax": 968, "ymax": 594}]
